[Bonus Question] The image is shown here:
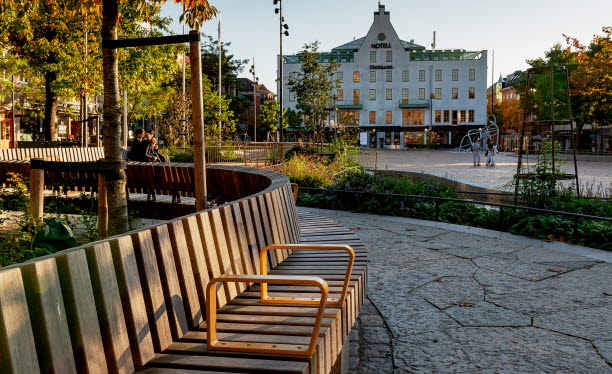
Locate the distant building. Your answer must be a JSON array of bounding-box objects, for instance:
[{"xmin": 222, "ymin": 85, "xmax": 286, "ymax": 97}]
[
  {"xmin": 236, "ymin": 78, "xmax": 276, "ymax": 137},
  {"xmin": 280, "ymin": 3, "xmax": 488, "ymax": 149}
]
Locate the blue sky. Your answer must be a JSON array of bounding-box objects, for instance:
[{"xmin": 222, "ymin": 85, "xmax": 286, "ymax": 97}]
[{"xmin": 161, "ymin": 0, "xmax": 612, "ymax": 94}]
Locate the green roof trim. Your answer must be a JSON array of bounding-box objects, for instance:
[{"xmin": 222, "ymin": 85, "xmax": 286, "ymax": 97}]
[
  {"xmin": 284, "ymin": 51, "xmax": 355, "ymax": 64},
  {"xmin": 410, "ymin": 50, "xmax": 483, "ymax": 61}
]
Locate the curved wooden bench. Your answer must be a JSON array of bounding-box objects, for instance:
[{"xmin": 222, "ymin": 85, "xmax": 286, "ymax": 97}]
[{"xmin": 0, "ymin": 166, "xmax": 367, "ymax": 374}]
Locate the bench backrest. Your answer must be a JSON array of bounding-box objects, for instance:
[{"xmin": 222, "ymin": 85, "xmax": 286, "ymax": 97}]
[
  {"xmin": 0, "ymin": 147, "xmax": 114, "ymax": 162},
  {"xmin": 0, "ymin": 174, "xmax": 299, "ymax": 373}
]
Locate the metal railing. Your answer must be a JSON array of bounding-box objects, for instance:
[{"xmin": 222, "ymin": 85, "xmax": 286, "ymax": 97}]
[
  {"xmin": 199, "ymin": 142, "xmax": 378, "ymax": 170},
  {"xmin": 297, "ymin": 187, "xmax": 612, "ymax": 233}
]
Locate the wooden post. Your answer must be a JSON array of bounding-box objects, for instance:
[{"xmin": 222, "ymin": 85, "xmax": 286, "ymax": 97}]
[
  {"xmin": 29, "ymin": 160, "xmax": 45, "ymax": 221},
  {"xmin": 190, "ymin": 30, "xmax": 207, "ymax": 211},
  {"xmin": 97, "ymin": 173, "xmax": 108, "ymax": 239}
]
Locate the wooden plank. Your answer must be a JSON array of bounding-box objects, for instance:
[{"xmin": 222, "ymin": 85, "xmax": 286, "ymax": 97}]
[
  {"xmin": 238, "ymin": 200, "xmax": 261, "ymax": 274},
  {"xmin": 107, "ymin": 236, "xmax": 156, "ymax": 366},
  {"xmin": 231, "ymin": 203, "xmax": 255, "ymax": 276},
  {"xmin": 208, "ymin": 209, "xmax": 240, "ymax": 300},
  {"xmin": 148, "ymin": 353, "xmax": 309, "ymax": 374},
  {"xmin": 84, "ymin": 242, "xmax": 135, "ymax": 374},
  {"xmin": 151, "ymin": 225, "xmax": 191, "ymax": 339},
  {"xmin": 167, "ymin": 219, "xmax": 204, "ymax": 328},
  {"xmin": 55, "ymin": 250, "xmax": 109, "ymax": 374},
  {"xmin": 181, "ymin": 215, "xmax": 212, "ymax": 306},
  {"xmin": 0, "ymin": 267, "xmax": 40, "ymax": 374},
  {"xmin": 21, "ymin": 258, "xmax": 78, "ymax": 374},
  {"xmin": 256, "ymin": 195, "xmax": 280, "ymax": 267},
  {"xmin": 195, "ymin": 212, "xmax": 227, "ymax": 307},
  {"xmin": 131, "ymin": 230, "xmax": 175, "ymax": 352},
  {"xmin": 219, "ymin": 206, "xmax": 248, "ymax": 292}
]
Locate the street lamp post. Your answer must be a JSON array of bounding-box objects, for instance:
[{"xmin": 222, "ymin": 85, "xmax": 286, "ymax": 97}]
[
  {"xmin": 274, "ymin": 0, "xmax": 289, "ymax": 142},
  {"xmin": 249, "ymin": 59, "xmax": 259, "ymax": 142}
]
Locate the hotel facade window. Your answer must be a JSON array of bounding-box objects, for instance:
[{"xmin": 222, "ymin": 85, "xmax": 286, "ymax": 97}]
[
  {"xmin": 386, "ymin": 88, "xmax": 392, "ymax": 100},
  {"xmin": 353, "ymin": 71, "xmax": 360, "ymax": 83},
  {"xmin": 452, "ymin": 87, "xmax": 458, "ymax": 99},
  {"xmin": 370, "ymin": 71, "xmax": 376, "ymax": 82},
  {"xmin": 419, "ymin": 70, "xmax": 425, "ymax": 82},
  {"xmin": 418, "ymin": 88, "xmax": 425, "ymax": 100},
  {"xmin": 444, "ymin": 110, "xmax": 450, "ymax": 123},
  {"xmin": 337, "ymin": 71, "xmax": 344, "ymax": 83},
  {"xmin": 386, "ymin": 111, "xmax": 392, "ymax": 124},
  {"xmin": 402, "ymin": 88, "xmax": 409, "ymax": 103},
  {"xmin": 460, "ymin": 110, "xmax": 467, "ymax": 123},
  {"xmin": 369, "ymin": 111, "xmax": 376, "ymax": 124},
  {"xmin": 386, "ymin": 50, "xmax": 392, "ymax": 62},
  {"xmin": 452, "ymin": 69, "xmax": 458, "ymax": 81},
  {"xmin": 469, "ymin": 69, "xmax": 475, "ymax": 81},
  {"xmin": 370, "ymin": 51, "xmax": 376, "ymax": 63},
  {"xmin": 353, "ymin": 89, "xmax": 360, "ymax": 104},
  {"xmin": 402, "ymin": 70, "xmax": 409, "ymax": 82},
  {"xmin": 386, "ymin": 70, "xmax": 392, "ymax": 82},
  {"xmin": 469, "ymin": 109, "xmax": 475, "ymax": 123},
  {"xmin": 369, "ymin": 89, "xmax": 376, "ymax": 100},
  {"xmin": 289, "ymin": 91, "xmax": 296, "ymax": 101},
  {"xmin": 337, "ymin": 89, "xmax": 344, "ymax": 101},
  {"xmin": 435, "ymin": 88, "xmax": 442, "ymax": 99},
  {"xmin": 435, "ymin": 110, "xmax": 442, "ymax": 123},
  {"xmin": 435, "ymin": 70, "xmax": 442, "ymax": 81},
  {"xmin": 468, "ymin": 87, "xmax": 475, "ymax": 99}
]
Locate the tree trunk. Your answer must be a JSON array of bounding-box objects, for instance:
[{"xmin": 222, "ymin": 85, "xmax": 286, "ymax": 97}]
[
  {"xmin": 101, "ymin": 0, "xmax": 129, "ymax": 236},
  {"xmin": 43, "ymin": 71, "xmax": 58, "ymax": 141}
]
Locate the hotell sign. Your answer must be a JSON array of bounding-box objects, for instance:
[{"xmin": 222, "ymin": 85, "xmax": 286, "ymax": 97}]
[{"xmin": 371, "ymin": 42, "xmax": 391, "ymax": 48}]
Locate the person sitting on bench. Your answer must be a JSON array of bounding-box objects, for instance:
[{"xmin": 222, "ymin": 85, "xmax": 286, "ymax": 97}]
[{"xmin": 128, "ymin": 128, "xmax": 157, "ymax": 162}]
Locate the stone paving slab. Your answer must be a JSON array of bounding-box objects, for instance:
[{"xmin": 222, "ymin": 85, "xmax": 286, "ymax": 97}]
[{"xmin": 302, "ymin": 208, "xmax": 612, "ymax": 373}]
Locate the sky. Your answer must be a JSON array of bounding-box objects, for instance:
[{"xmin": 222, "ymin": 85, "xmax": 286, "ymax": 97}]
[{"xmin": 161, "ymin": 0, "xmax": 612, "ymax": 94}]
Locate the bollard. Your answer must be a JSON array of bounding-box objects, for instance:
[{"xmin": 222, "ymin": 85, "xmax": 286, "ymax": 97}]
[
  {"xmin": 97, "ymin": 173, "xmax": 108, "ymax": 239},
  {"xmin": 29, "ymin": 159, "xmax": 45, "ymax": 221}
]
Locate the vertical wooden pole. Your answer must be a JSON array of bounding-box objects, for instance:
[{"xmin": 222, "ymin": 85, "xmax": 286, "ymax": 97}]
[
  {"xmin": 190, "ymin": 30, "xmax": 207, "ymax": 211},
  {"xmin": 29, "ymin": 161, "xmax": 45, "ymax": 221},
  {"xmin": 97, "ymin": 173, "xmax": 108, "ymax": 239}
]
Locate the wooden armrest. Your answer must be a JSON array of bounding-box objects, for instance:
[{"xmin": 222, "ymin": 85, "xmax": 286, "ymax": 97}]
[
  {"xmin": 206, "ymin": 274, "xmax": 328, "ymax": 356},
  {"xmin": 260, "ymin": 244, "xmax": 355, "ymax": 306}
]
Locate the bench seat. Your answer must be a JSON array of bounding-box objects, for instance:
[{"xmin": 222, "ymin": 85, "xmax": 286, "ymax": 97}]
[{"xmin": 0, "ymin": 171, "xmax": 366, "ymax": 374}]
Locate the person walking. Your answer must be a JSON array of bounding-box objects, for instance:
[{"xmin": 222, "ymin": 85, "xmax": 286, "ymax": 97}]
[
  {"xmin": 486, "ymin": 138, "xmax": 496, "ymax": 166},
  {"xmin": 471, "ymin": 137, "xmax": 482, "ymax": 166}
]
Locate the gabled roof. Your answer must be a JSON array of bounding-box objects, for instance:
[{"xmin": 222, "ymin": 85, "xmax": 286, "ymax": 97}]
[
  {"xmin": 332, "ymin": 36, "xmax": 366, "ymax": 51},
  {"xmin": 331, "ymin": 36, "xmax": 425, "ymax": 52}
]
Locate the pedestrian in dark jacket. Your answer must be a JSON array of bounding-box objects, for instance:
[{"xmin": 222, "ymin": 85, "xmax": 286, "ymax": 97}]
[{"xmin": 128, "ymin": 128, "xmax": 157, "ymax": 162}]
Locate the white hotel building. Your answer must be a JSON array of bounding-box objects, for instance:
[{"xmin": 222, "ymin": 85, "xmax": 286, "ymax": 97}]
[{"xmin": 280, "ymin": 4, "xmax": 488, "ymax": 149}]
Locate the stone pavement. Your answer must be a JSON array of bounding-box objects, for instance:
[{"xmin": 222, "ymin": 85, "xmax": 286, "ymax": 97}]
[
  {"xmin": 298, "ymin": 208, "xmax": 612, "ymax": 373},
  {"xmin": 375, "ymin": 150, "xmax": 612, "ymax": 193}
]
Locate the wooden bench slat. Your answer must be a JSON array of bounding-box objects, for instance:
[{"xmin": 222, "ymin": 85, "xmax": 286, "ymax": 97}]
[
  {"xmin": 21, "ymin": 258, "xmax": 78, "ymax": 374},
  {"xmin": 0, "ymin": 267, "xmax": 41, "ymax": 374}
]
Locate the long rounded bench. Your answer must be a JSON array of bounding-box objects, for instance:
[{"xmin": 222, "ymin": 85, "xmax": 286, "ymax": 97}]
[{"xmin": 0, "ymin": 166, "xmax": 367, "ymax": 373}]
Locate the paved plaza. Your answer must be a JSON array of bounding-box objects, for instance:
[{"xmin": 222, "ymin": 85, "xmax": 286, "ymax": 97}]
[
  {"xmin": 375, "ymin": 150, "xmax": 612, "ymax": 194},
  {"xmin": 298, "ymin": 208, "xmax": 612, "ymax": 373}
]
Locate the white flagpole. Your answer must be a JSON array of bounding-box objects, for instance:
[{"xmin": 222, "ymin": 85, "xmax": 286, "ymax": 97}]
[{"xmin": 218, "ymin": 13, "xmax": 222, "ymax": 138}]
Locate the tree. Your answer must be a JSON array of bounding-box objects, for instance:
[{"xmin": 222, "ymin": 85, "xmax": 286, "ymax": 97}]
[
  {"xmin": 94, "ymin": 0, "xmax": 217, "ymax": 236},
  {"xmin": 494, "ymin": 100, "xmax": 523, "ymax": 133},
  {"xmin": 287, "ymin": 41, "xmax": 339, "ymax": 136},
  {"xmin": 258, "ymin": 100, "xmax": 280, "ymax": 132},
  {"xmin": 200, "ymin": 35, "xmax": 248, "ymax": 94},
  {"xmin": 0, "ymin": 0, "xmax": 99, "ymax": 141},
  {"xmin": 567, "ymin": 27, "xmax": 612, "ymax": 127},
  {"xmin": 284, "ymin": 108, "xmax": 303, "ymax": 130},
  {"xmin": 201, "ymin": 76, "xmax": 237, "ymax": 140},
  {"xmin": 513, "ymin": 44, "xmax": 575, "ymax": 122}
]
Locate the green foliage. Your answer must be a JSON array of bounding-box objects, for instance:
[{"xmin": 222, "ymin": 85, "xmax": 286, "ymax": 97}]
[
  {"xmin": 259, "ymin": 100, "xmax": 281, "ymax": 132},
  {"xmin": 295, "ymin": 171, "xmax": 610, "ymax": 251},
  {"xmin": 284, "ymin": 145, "xmax": 318, "ymax": 161},
  {"xmin": 272, "ymin": 154, "xmax": 346, "ymax": 188},
  {"xmin": 284, "ymin": 108, "xmax": 304, "ymax": 130},
  {"xmin": 287, "ymin": 41, "xmax": 340, "ymax": 133}
]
